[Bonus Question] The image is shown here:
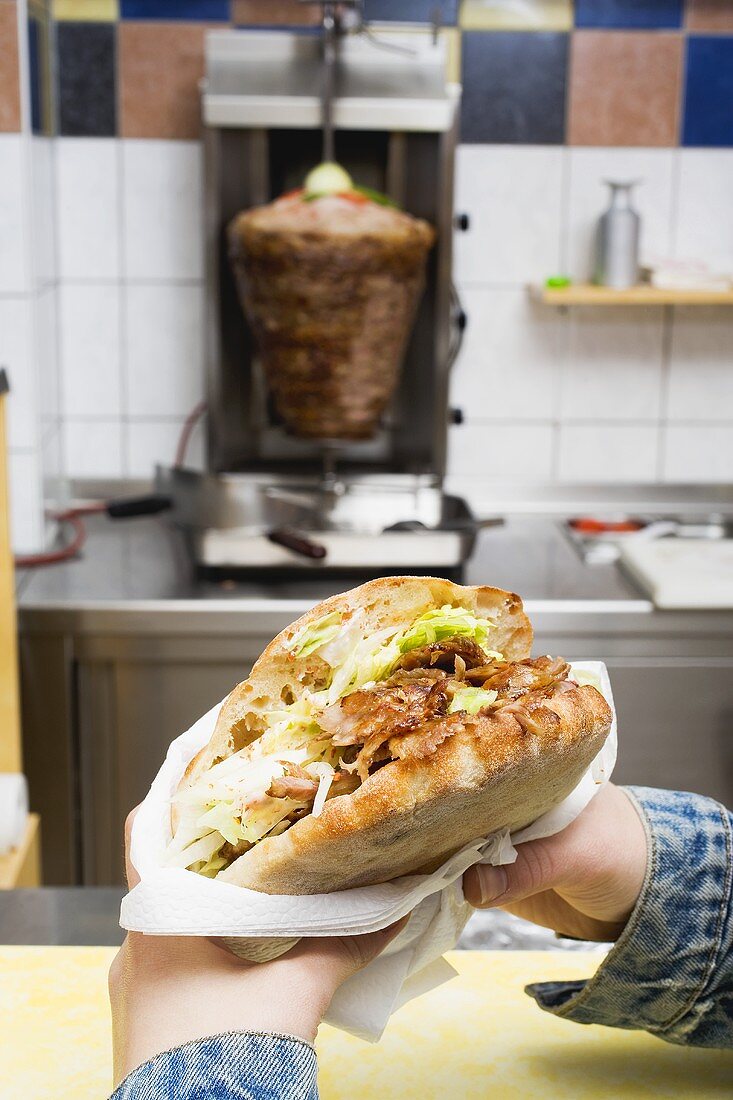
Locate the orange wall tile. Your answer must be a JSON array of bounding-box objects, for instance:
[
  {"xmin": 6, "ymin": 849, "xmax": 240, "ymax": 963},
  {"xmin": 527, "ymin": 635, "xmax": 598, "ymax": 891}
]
[
  {"xmin": 119, "ymin": 21, "xmax": 207, "ymax": 141},
  {"xmin": 0, "ymin": 1, "xmax": 21, "ymax": 133},
  {"xmin": 568, "ymin": 31, "xmax": 683, "ymax": 147},
  {"xmin": 686, "ymin": 0, "xmax": 733, "ymax": 31},
  {"xmin": 232, "ymin": 0, "xmax": 320, "ymax": 24}
]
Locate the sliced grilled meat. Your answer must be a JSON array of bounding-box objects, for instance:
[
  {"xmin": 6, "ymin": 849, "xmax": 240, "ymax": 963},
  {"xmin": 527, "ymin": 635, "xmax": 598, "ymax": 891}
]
[
  {"xmin": 473, "ymin": 656, "xmax": 571, "ymax": 699},
  {"xmin": 268, "ymin": 775, "xmax": 320, "ymax": 801},
  {"xmin": 388, "ymin": 713, "xmax": 466, "ymax": 762},
  {"xmin": 316, "ymin": 650, "xmax": 574, "ymax": 786},
  {"xmin": 318, "ymin": 670, "xmax": 450, "ymax": 749},
  {"xmin": 397, "ymin": 637, "xmax": 490, "ymax": 673}
]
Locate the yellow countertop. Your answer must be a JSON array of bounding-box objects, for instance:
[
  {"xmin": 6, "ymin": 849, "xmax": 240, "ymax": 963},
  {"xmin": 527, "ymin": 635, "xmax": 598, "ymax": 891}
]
[{"xmin": 1, "ymin": 947, "xmax": 730, "ymax": 1099}]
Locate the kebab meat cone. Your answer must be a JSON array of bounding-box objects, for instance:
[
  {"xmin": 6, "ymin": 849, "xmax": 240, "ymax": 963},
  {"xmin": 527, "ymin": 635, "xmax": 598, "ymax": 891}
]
[{"xmin": 228, "ymin": 164, "xmax": 435, "ymax": 441}]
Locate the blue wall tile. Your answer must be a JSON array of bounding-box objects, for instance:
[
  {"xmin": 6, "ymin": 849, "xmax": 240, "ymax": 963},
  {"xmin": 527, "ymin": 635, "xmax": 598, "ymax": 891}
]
[
  {"xmin": 120, "ymin": 0, "xmax": 229, "ymax": 19},
  {"xmin": 28, "ymin": 17, "xmax": 42, "ymax": 135},
  {"xmin": 575, "ymin": 0, "xmax": 683, "ymax": 29},
  {"xmin": 363, "ymin": 1, "xmax": 458, "ymax": 23},
  {"xmin": 683, "ymin": 36, "xmax": 733, "ymax": 148},
  {"xmin": 57, "ymin": 23, "xmax": 116, "ymax": 137},
  {"xmin": 461, "ymin": 31, "xmax": 568, "ymax": 144}
]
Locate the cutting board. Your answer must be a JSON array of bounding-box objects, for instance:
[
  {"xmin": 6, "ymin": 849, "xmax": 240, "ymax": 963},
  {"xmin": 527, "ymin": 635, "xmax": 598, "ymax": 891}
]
[
  {"xmin": 1, "ymin": 947, "xmax": 730, "ymax": 1099},
  {"xmin": 619, "ymin": 538, "xmax": 733, "ymax": 609}
]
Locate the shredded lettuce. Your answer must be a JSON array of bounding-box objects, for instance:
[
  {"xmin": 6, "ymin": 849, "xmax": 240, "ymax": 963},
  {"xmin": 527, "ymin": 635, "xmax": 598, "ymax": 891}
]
[
  {"xmin": 315, "ymin": 605, "xmax": 502, "ymax": 707},
  {"xmin": 196, "ymin": 852, "xmax": 228, "ymax": 878},
  {"xmin": 309, "ymin": 761, "xmax": 336, "ymax": 817},
  {"xmin": 166, "ymin": 829, "xmax": 223, "ymax": 871},
  {"xmin": 573, "ymin": 667, "xmax": 601, "ymax": 691},
  {"xmin": 449, "ymin": 686, "xmax": 498, "ymax": 715},
  {"xmin": 196, "ymin": 801, "xmax": 248, "ymax": 847},
  {"xmin": 286, "ymin": 611, "xmax": 342, "ymax": 658},
  {"xmin": 397, "ymin": 605, "xmax": 500, "ymax": 655}
]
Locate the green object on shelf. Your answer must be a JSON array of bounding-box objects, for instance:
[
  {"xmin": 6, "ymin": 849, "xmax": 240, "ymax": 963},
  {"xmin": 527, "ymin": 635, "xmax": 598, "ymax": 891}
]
[{"xmin": 545, "ymin": 275, "xmax": 572, "ymax": 288}]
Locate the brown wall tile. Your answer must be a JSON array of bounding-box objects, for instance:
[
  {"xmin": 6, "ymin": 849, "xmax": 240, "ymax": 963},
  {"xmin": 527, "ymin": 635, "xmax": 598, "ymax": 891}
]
[
  {"xmin": 119, "ymin": 22, "xmax": 208, "ymax": 141},
  {"xmin": 0, "ymin": 1, "xmax": 22, "ymax": 133},
  {"xmin": 232, "ymin": 0, "xmax": 319, "ymax": 25},
  {"xmin": 568, "ymin": 31, "xmax": 683, "ymax": 147},
  {"xmin": 686, "ymin": 0, "xmax": 733, "ymax": 31}
]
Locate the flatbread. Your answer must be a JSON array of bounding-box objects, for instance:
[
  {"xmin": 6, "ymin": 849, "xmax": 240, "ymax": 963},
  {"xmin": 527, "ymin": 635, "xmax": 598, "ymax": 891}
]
[{"xmin": 174, "ymin": 577, "xmax": 612, "ymax": 894}]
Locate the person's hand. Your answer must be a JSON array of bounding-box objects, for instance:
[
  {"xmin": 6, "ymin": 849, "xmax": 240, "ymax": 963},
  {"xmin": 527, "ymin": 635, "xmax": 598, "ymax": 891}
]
[
  {"xmin": 110, "ymin": 811, "xmax": 405, "ymax": 1087},
  {"xmin": 463, "ymin": 783, "xmax": 648, "ymax": 942}
]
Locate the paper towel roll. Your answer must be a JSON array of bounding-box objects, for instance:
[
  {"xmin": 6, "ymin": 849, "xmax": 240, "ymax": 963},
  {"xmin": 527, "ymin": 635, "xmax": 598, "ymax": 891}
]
[{"xmin": 0, "ymin": 774, "xmax": 29, "ymax": 856}]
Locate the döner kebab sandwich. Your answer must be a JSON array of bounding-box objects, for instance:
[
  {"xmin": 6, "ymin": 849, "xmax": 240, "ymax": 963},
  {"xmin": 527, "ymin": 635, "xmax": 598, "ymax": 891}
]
[{"xmin": 167, "ymin": 577, "xmax": 612, "ymax": 893}]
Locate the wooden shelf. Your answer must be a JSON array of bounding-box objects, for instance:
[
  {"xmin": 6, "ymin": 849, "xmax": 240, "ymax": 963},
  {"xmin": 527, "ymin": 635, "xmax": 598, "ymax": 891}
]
[{"xmin": 532, "ymin": 284, "xmax": 733, "ymax": 306}]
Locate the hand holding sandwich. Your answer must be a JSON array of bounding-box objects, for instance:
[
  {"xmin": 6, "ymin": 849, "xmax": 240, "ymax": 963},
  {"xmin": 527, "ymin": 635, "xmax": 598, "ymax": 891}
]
[
  {"xmin": 463, "ymin": 782, "xmax": 648, "ymax": 941},
  {"xmin": 110, "ymin": 811, "xmax": 405, "ymax": 1087}
]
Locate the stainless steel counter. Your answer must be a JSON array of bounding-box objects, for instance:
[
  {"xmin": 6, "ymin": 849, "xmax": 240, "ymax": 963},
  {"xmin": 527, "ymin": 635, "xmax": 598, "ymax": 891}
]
[
  {"xmin": 19, "ymin": 510, "xmax": 644, "ymax": 611},
  {"xmin": 0, "ymin": 888, "xmax": 125, "ymax": 945},
  {"xmin": 0, "ymin": 888, "xmax": 607, "ymax": 953},
  {"xmin": 17, "ymin": 486, "xmax": 733, "ymax": 886}
]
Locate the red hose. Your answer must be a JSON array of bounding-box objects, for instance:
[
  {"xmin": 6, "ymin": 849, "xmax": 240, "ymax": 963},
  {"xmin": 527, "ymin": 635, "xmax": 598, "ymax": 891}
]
[
  {"xmin": 14, "ymin": 502, "xmax": 107, "ymax": 568},
  {"xmin": 15, "ymin": 400, "xmax": 207, "ymax": 568},
  {"xmin": 174, "ymin": 400, "xmax": 207, "ymax": 468}
]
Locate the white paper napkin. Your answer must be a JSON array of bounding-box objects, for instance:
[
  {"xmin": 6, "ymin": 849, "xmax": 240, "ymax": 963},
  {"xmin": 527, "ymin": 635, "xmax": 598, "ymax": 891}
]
[
  {"xmin": 121, "ymin": 661, "xmax": 616, "ymax": 1041},
  {"xmin": 0, "ymin": 773, "xmax": 28, "ymax": 856}
]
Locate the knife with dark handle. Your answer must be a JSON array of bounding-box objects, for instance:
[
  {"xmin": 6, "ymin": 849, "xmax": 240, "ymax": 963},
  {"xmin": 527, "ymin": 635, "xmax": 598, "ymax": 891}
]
[{"xmin": 266, "ymin": 527, "xmax": 328, "ymax": 560}]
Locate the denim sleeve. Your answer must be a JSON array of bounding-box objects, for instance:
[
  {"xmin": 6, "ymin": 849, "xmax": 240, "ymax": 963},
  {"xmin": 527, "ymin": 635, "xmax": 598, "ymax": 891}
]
[
  {"xmin": 526, "ymin": 786, "xmax": 733, "ymax": 1049},
  {"xmin": 110, "ymin": 1031, "xmax": 318, "ymax": 1099}
]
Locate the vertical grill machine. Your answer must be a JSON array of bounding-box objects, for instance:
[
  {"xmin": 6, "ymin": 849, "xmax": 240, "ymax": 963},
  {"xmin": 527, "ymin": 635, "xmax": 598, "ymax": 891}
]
[{"xmin": 160, "ymin": 7, "xmax": 482, "ymax": 572}]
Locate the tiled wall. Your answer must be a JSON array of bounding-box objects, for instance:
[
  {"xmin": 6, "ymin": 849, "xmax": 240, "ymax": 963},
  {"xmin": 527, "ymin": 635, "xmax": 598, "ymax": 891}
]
[
  {"xmin": 42, "ymin": 0, "xmax": 733, "ymax": 146},
  {"xmin": 448, "ymin": 144, "xmax": 733, "ymax": 501},
  {"xmin": 56, "ymin": 137, "xmax": 205, "ymax": 479},
  {"xmin": 1, "ymin": 0, "xmax": 61, "ymax": 553},
  {"xmin": 2, "ymin": 1, "xmax": 733, "ymax": 551}
]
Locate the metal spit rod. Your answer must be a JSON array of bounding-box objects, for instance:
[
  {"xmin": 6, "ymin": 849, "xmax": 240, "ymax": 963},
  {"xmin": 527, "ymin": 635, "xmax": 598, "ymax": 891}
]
[{"xmin": 321, "ymin": 1, "xmax": 337, "ymax": 162}]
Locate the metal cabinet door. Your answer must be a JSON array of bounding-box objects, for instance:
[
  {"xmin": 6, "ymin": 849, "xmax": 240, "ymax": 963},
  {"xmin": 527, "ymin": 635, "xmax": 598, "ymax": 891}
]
[
  {"xmin": 602, "ymin": 660, "xmax": 733, "ymax": 805},
  {"xmin": 77, "ymin": 640, "xmax": 266, "ymax": 885}
]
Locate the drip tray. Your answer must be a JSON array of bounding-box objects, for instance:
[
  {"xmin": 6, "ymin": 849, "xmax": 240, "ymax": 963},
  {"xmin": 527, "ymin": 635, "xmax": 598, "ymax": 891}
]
[
  {"xmin": 157, "ymin": 467, "xmax": 484, "ymax": 573},
  {"xmin": 196, "ymin": 526, "xmax": 466, "ymax": 570}
]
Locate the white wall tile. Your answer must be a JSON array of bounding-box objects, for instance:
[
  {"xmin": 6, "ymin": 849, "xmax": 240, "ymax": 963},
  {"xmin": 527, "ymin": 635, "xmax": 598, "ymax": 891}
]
[
  {"xmin": 30, "ymin": 136, "xmax": 57, "ymax": 287},
  {"xmin": 558, "ymin": 424, "xmax": 658, "ymax": 482},
  {"xmin": 667, "ymin": 308, "xmax": 733, "ymax": 423},
  {"xmin": 126, "ymin": 417, "xmax": 205, "ymax": 478},
  {"xmin": 59, "ymin": 284, "xmax": 122, "ymax": 416},
  {"xmin": 560, "ymin": 308, "xmax": 664, "ymax": 422},
  {"xmin": 37, "ymin": 286, "xmax": 59, "ymax": 425},
  {"xmin": 447, "ymin": 422, "xmax": 554, "ymax": 481},
  {"xmin": 42, "ymin": 423, "xmax": 64, "ymax": 497},
  {"xmin": 674, "ymin": 150, "xmax": 733, "ymax": 267},
  {"xmin": 566, "ymin": 149, "xmax": 675, "ymax": 281},
  {"xmin": 125, "ymin": 283, "xmax": 205, "ymax": 416},
  {"xmin": 662, "ymin": 425, "xmax": 733, "ymax": 483},
  {"xmin": 454, "ymin": 146, "xmax": 564, "ymax": 285},
  {"xmin": 122, "ymin": 140, "xmax": 203, "ymax": 280},
  {"xmin": 450, "ymin": 288, "xmax": 565, "ymax": 420},
  {"xmin": 63, "ymin": 418, "xmax": 123, "ymax": 478},
  {"xmin": 8, "ymin": 448, "xmax": 45, "ymax": 554},
  {"xmin": 0, "ymin": 297, "xmax": 38, "ymax": 450},
  {"xmin": 0, "ymin": 134, "xmax": 30, "ymax": 293},
  {"xmin": 56, "ymin": 138, "xmax": 119, "ymax": 280}
]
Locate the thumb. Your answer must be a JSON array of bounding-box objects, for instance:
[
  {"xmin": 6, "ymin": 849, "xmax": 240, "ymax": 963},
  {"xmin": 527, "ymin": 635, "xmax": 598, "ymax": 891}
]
[{"xmin": 464, "ymin": 839, "xmax": 558, "ymax": 908}]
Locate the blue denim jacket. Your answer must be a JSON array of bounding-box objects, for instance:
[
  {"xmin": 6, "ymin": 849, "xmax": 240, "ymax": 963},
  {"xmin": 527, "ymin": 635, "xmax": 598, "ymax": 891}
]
[{"xmin": 111, "ymin": 787, "xmax": 733, "ymax": 1099}]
